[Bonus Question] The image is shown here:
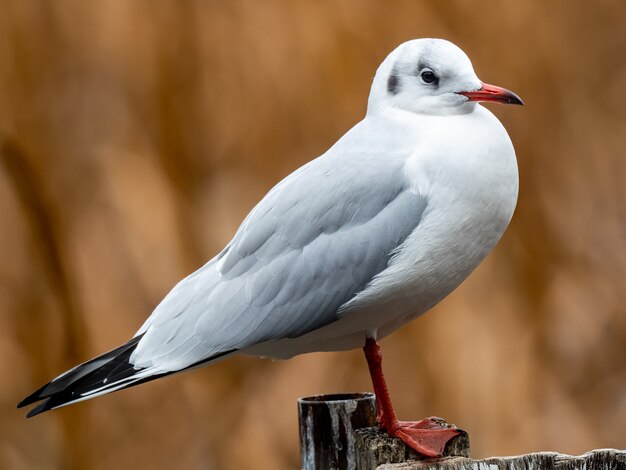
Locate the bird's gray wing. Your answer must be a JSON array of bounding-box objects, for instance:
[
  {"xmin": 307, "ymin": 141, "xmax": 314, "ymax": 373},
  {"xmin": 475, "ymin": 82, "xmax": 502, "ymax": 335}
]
[{"xmin": 131, "ymin": 129, "xmax": 427, "ymax": 372}]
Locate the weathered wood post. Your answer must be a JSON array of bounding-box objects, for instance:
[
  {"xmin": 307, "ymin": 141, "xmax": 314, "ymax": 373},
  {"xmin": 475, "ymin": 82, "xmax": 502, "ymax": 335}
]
[
  {"xmin": 354, "ymin": 422, "xmax": 469, "ymax": 469},
  {"xmin": 371, "ymin": 447, "xmax": 626, "ymax": 469},
  {"xmin": 297, "ymin": 394, "xmax": 624, "ymax": 469},
  {"xmin": 298, "ymin": 393, "xmax": 377, "ymax": 470}
]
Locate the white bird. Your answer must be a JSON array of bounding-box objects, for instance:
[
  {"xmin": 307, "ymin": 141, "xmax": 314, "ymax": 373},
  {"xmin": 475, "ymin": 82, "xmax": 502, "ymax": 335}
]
[{"xmin": 19, "ymin": 38, "xmax": 522, "ymax": 456}]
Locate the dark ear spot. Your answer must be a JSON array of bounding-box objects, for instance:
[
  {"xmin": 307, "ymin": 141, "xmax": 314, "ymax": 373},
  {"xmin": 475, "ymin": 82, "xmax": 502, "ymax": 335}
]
[{"xmin": 387, "ymin": 70, "xmax": 400, "ymax": 95}]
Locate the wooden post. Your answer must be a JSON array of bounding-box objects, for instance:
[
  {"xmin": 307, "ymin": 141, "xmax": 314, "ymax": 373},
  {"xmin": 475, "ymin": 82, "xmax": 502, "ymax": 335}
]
[
  {"xmin": 375, "ymin": 448, "xmax": 626, "ymax": 469},
  {"xmin": 355, "ymin": 427, "xmax": 625, "ymax": 470},
  {"xmin": 298, "ymin": 393, "xmax": 377, "ymax": 470},
  {"xmin": 355, "ymin": 423, "xmax": 470, "ymax": 470},
  {"xmin": 297, "ymin": 394, "xmax": 624, "ymax": 469}
]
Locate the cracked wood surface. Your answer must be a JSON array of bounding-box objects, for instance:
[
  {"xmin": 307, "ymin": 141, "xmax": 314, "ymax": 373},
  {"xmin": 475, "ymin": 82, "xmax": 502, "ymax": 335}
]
[{"xmin": 355, "ymin": 427, "xmax": 625, "ymax": 470}]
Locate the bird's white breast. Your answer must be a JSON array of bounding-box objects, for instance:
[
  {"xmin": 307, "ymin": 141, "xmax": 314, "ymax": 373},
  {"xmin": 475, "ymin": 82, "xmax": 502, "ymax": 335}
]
[{"xmin": 345, "ymin": 105, "xmax": 518, "ymax": 337}]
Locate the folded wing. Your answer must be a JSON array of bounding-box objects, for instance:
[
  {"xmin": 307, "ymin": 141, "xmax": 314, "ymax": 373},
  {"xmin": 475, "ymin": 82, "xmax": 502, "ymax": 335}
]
[{"xmin": 133, "ymin": 142, "xmax": 427, "ymax": 373}]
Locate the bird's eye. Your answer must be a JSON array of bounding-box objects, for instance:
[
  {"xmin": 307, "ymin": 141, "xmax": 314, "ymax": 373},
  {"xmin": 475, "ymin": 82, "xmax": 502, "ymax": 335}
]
[{"xmin": 420, "ymin": 70, "xmax": 438, "ymax": 84}]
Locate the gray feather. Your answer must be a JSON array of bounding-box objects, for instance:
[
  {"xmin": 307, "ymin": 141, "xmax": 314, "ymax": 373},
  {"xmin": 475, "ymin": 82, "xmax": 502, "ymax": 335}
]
[{"xmin": 131, "ymin": 119, "xmax": 427, "ymax": 371}]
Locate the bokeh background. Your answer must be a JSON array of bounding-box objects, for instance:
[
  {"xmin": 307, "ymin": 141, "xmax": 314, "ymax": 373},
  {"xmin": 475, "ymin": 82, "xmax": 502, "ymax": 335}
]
[{"xmin": 1, "ymin": 1, "xmax": 625, "ymax": 469}]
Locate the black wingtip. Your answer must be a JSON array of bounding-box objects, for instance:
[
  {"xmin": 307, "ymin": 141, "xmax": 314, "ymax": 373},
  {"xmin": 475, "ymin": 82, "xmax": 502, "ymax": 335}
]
[
  {"xmin": 26, "ymin": 399, "xmax": 51, "ymax": 418},
  {"xmin": 19, "ymin": 340, "xmax": 237, "ymax": 418},
  {"xmin": 17, "ymin": 335, "xmax": 146, "ymax": 414},
  {"xmin": 18, "ymin": 382, "xmax": 50, "ymax": 408}
]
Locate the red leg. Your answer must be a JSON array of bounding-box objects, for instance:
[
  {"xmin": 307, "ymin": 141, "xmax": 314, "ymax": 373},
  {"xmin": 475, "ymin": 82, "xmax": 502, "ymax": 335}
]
[{"xmin": 363, "ymin": 337, "xmax": 460, "ymax": 458}]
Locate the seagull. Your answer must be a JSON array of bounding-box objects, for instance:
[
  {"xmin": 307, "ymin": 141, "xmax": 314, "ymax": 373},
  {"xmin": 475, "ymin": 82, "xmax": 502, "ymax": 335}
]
[{"xmin": 19, "ymin": 38, "xmax": 522, "ymax": 457}]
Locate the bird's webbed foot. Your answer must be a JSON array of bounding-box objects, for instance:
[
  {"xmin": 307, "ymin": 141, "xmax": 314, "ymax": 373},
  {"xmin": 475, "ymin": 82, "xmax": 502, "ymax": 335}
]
[{"xmin": 384, "ymin": 416, "xmax": 460, "ymax": 458}]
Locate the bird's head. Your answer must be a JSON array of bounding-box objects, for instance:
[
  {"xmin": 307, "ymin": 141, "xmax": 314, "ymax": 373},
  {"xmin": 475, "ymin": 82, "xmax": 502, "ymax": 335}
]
[{"xmin": 368, "ymin": 38, "xmax": 523, "ymax": 116}]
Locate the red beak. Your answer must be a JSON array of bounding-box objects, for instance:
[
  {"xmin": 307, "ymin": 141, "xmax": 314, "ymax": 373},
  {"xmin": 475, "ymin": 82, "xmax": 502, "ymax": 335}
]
[{"xmin": 458, "ymin": 82, "xmax": 524, "ymax": 106}]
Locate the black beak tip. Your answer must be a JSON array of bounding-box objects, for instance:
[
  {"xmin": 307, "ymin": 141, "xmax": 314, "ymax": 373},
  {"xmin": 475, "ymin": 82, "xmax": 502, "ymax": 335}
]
[{"xmin": 507, "ymin": 91, "xmax": 525, "ymax": 106}]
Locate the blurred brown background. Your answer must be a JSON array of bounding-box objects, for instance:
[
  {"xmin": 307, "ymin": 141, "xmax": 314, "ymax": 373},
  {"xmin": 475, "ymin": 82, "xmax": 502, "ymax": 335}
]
[{"xmin": 1, "ymin": 1, "xmax": 625, "ymax": 469}]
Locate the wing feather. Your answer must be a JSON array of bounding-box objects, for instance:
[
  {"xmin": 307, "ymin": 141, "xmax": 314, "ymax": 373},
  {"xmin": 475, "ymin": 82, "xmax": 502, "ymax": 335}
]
[{"xmin": 132, "ymin": 121, "xmax": 427, "ymax": 372}]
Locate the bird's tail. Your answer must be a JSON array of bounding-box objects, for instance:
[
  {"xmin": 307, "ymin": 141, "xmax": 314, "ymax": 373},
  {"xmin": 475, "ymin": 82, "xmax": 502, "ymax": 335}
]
[{"xmin": 17, "ymin": 335, "xmax": 167, "ymax": 417}]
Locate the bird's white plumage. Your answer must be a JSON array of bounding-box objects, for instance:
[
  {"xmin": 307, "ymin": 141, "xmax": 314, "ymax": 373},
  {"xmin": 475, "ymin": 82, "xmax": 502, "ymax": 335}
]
[{"xmin": 130, "ymin": 38, "xmax": 519, "ymax": 374}]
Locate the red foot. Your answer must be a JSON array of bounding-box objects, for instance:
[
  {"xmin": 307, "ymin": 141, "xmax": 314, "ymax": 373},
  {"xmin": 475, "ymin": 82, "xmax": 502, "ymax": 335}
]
[
  {"xmin": 386, "ymin": 417, "xmax": 460, "ymax": 457},
  {"xmin": 363, "ymin": 338, "xmax": 460, "ymax": 457}
]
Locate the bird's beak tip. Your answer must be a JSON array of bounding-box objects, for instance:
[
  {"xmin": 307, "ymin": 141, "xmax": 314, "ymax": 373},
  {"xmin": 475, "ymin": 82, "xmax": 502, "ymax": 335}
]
[{"xmin": 459, "ymin": 82, "xmax": 524, "ymax": 106}]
